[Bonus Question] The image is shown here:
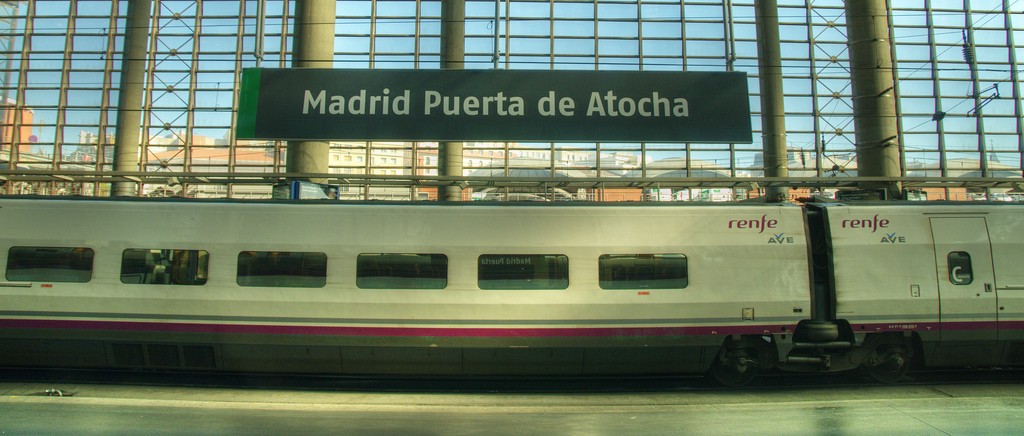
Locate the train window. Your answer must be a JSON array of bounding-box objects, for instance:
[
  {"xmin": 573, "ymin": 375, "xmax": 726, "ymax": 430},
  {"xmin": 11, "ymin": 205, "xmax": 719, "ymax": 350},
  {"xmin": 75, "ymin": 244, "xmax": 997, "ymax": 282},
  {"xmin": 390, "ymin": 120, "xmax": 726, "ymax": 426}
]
[
  {"xmin": 236, "ymin": 251, "xmax": 327, "ymax": 288},
  {"xmin": 947, "ymin": 251, "xmax": 973, "ymax": 285},
  {"xmin": 6, "ymin": 246, "xmax": 94, "ymax": 283},
  {"xmin": 599, "ymin": 254, "xmax": 688, "ymax": 290},
  {"xmin": 478, "ymin": 255, "xmax": 569, "ymax": 290},
  {"xmin": 357, "ymin": 253, "xmax": 447, "ymax": 289},
  {"xmin": 121, "ymin": 249, "xmax": 209, "ymax": 285}
]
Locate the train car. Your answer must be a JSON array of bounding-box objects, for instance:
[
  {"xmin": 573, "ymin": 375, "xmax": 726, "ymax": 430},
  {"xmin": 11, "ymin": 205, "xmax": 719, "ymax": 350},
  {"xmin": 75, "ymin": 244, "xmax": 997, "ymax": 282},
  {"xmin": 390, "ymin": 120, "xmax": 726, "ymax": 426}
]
[
  {"xmin": 0, "ymin": 197, "xmax": 1020, "ymax": 386},
  {"xmin": 788, "ymin": 202, "xmax": 1024, "ymax": 382},
  {"xmin": 0, "ymin": 197, "xmax": 810, "ymax": 383}
]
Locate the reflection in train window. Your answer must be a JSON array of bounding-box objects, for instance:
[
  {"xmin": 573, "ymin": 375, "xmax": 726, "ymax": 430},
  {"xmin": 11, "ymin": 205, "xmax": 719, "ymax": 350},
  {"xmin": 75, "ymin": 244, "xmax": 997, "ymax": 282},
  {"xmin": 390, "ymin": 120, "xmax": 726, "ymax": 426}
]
[
  {"xmin": 6, "ymin": 246, "xmax": 95, "ymax": 283},
  {"xmin": 599, "ymin": 254, "xmax": 688, "ymax": 290},
  {"xmin": 947, "ymin": 251, "xmax": 973, "ymax": 285},
  {"xmin": 237, "ymin": 251, "xmax": 327, "ymax": 288},
  {"xmin": 357, "ymin": 253, "xmax": 447, "ymax": 289},
  {"xmin": 121, "ymin": 249, "xmax": 209, "ymax": 285},
  {"xmin": 478, "ymin": 254, "xmax": 569, "ymax": 290}
]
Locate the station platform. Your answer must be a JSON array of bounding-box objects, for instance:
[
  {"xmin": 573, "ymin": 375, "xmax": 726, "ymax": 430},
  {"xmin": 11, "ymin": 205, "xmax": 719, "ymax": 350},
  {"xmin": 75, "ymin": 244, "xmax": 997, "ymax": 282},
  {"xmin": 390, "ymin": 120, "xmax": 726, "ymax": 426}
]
[{"xmin": 1, "ymin": 379, "xmax": 1022, "ymax": 435}]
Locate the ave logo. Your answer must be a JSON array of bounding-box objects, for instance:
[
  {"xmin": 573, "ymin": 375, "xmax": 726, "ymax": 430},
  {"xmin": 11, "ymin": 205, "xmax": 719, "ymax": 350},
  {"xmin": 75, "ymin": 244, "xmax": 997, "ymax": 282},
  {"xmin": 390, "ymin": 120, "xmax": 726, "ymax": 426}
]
[
  {"xmin": 768, "ymin": 233, "xmax": 795, "ymax": 244},
  {"xmin": 880, "ymin": 232, "xmax": 906, "ymax": 244}
]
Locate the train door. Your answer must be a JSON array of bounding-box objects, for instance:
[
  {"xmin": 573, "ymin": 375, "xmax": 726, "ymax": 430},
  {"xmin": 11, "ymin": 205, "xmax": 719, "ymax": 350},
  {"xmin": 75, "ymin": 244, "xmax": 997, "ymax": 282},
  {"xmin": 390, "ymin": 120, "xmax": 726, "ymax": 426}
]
[{"xmin": 930, "ymin": 217, "xmax": 999, "ymax": 365}]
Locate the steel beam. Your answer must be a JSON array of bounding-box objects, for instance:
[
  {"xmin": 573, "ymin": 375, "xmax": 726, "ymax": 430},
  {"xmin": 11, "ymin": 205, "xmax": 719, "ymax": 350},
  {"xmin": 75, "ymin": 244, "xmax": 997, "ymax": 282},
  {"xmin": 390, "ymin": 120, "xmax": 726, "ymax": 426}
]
[{"xmin": 2, "ymin": 169, "xmax": 1019, "ymax": 192}]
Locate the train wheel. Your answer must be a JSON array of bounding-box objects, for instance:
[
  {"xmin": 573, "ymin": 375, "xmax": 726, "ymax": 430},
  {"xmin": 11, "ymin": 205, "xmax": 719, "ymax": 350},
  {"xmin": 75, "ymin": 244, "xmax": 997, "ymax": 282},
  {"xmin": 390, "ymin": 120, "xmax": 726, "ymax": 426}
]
[
  {"xmin": 861, "ymin": 340, "xmax": 912, "ymax": 384},
  {"xmin": 708, "ymin": 346, "xmax": 759, "ymax": 387}
]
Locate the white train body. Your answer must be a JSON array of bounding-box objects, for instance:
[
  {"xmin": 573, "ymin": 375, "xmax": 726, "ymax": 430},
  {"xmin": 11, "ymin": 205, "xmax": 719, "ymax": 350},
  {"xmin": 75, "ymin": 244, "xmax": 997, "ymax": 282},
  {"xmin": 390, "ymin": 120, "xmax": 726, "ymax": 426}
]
[
  {"xmin": 0, "ymin": 198, "xmax": 1021, "ymax": 383},
  {"xmin": 818, "ymin": 204, "xmax": 1024, "ymax": 368}
]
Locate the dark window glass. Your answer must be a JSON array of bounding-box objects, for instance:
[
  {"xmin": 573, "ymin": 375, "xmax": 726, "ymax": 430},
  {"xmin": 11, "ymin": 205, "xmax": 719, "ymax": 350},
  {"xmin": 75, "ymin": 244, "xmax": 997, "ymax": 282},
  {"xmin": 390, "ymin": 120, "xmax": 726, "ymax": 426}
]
[
  {"xmin": 599, "ymin": 254, "xmax": 687, "ymax": 290},
  {"xmin": 237, "ymin": 251, "xmax": 327, "ymax": 288},
  {"xmin": 6, "ymin": 246, "xmax": 94, "ymax": 283},
  {"xmin": 478, "ymin": 254, "xmax": 569, "ymax": 290},
  {"xmin": 121, "ymin": 249, "xmax": 209, "ymax": 285},
  {"xmin": 947, "ymin": 251, "xmax": 973, "ymax": 285},
  {"xmin": 357, "ymin": 253, "xmax": 447, "ymax": 289}
]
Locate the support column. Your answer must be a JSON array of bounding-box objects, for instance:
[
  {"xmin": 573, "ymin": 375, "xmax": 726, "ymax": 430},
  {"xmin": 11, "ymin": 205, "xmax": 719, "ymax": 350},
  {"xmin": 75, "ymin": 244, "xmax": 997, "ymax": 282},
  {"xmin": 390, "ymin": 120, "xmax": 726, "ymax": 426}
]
[
  {"xmin": 845, "ymin": 0, "xmax": 902, "ymax": 199},
  {"xmin": 755, "ymin": 0, "xmax": 789, "ymax": 202},
  {"xmin": 112, "ymin": 0, "xmax": 152, "ymax": 196},
  {"xmin": 286, "ymin": 0, "xmax": 336, "ymax": 183},
  {"xmin": 439, "ymin": 0, "xmax": 465, "ymax": 201}
]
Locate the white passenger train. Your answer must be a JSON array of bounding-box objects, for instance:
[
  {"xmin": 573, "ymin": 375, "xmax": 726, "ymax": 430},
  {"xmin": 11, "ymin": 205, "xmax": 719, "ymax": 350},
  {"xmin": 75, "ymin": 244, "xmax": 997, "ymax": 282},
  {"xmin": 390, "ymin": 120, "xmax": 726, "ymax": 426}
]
[{"xmin": 0, "ymin": 197, "xmax": 1021, "ymax": 386}]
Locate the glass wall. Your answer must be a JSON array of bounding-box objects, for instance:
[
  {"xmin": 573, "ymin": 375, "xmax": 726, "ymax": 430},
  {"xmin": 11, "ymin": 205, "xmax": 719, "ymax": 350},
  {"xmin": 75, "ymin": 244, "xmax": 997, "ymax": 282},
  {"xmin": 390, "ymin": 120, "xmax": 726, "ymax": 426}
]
[{"xmin": 0, "ymin": 0, "xmax": 1021, "ymax": 200}]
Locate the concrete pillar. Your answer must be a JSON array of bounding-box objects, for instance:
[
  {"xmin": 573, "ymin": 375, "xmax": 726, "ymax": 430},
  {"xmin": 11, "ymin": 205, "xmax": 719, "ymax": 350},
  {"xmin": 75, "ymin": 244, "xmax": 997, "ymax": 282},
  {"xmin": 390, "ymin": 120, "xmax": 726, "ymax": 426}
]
[
  {"xmin": 112, "ymin": 0, "xmax": 152, "ymax": 196},
  {"xmin": 438, "ymin": 141, "xmax": 464, "ymax": 200},
  {"xmin": 442, "ymin": 0, "xmax": 465, "ymax": 70},
  {"xmin": 439, "ymin": 0, "xmax": 465, "ymax": 201},
  {"xmin": 845, "ymin": 0, "xmax": 902, "ymax": 199},
  {"xmin": 286, "ymin": 0, "xmax": 336, "ymax": 183},
  {"xmin": 755, "ymin": 0, "xmax": 789, "ymax": 202}
]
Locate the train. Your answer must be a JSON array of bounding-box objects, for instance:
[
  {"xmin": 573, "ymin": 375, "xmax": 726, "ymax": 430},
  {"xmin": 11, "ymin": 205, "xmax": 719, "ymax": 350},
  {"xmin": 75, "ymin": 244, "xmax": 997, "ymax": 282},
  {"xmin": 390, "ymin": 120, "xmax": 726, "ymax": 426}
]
[{"xmin": 1, "ymin": 196, "xmax": 1021, "ymax": 386}]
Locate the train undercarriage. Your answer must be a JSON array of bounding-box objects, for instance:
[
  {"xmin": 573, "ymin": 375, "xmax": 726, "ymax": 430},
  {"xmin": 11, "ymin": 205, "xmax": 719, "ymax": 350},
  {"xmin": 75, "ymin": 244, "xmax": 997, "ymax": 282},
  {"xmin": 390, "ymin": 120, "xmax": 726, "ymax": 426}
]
[{"xmin": 707, "ymin": 322, "xmax": 917, "ymax": 387}]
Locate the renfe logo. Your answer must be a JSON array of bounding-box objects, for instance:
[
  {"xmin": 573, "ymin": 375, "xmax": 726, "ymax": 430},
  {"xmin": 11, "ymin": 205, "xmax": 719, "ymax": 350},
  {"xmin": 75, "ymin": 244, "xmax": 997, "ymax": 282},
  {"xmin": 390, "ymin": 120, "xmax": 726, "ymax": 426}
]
[
  {"xmin": 728, "ymin": 215, "xmax": 778, "ymax": 234},
  {"xmin": 841, "ymin": 214, "xmax": 890, "ymax": 233}
]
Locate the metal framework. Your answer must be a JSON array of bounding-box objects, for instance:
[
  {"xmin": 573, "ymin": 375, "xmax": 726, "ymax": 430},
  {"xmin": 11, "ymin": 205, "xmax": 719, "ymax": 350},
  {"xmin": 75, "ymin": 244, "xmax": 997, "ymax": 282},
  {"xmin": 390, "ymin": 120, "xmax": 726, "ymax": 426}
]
[{"xmin": 1, "ymin": 0, "xmax": 1022, "ymax": 201}]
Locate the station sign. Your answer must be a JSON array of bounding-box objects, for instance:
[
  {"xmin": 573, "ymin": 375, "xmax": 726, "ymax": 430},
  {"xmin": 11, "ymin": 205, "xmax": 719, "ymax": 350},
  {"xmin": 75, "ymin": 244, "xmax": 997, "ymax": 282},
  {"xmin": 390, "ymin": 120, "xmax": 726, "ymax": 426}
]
[{"xmin": 236, "ymin": 68, "xmax": 752, "ymax": 143}]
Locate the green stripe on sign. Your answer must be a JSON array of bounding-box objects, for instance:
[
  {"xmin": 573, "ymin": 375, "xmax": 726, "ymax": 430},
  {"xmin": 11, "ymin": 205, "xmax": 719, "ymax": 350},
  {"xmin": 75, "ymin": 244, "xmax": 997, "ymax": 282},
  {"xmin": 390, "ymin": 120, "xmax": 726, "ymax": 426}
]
[{"xmin": 235, "ymin": 68, "xmax": 262, "ymax": 139}]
